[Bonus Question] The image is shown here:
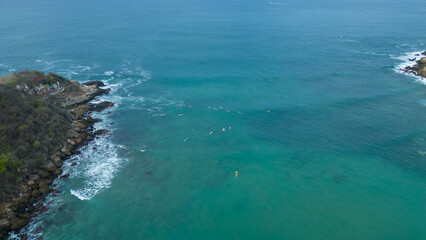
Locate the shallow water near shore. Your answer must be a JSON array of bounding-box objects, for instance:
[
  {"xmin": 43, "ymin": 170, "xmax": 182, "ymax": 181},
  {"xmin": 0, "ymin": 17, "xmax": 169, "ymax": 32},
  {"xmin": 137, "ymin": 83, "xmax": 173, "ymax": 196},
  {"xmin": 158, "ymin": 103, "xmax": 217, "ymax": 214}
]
[{"xmin": 1, "ymin": 0, "xmax": 426, "ymax": 239}]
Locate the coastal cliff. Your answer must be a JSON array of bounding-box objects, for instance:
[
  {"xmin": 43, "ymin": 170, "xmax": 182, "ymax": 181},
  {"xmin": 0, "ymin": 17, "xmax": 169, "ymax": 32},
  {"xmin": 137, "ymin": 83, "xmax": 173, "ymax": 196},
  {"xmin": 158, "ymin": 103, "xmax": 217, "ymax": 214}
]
[
  {"xmin": 402, "ymin": 51, "xmax": 426, "ymax": 77},
  {"xmin": 0, "ymin": 71, "xmax": 113, "ymax": 239}
]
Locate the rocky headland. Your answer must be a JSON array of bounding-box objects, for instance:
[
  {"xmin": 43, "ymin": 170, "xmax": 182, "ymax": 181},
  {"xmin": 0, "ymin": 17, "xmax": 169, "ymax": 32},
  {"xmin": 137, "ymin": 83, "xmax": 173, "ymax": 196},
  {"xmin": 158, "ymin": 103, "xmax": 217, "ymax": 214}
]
[
  {"xmin": 402, "ymin": 51, "xmax": 426, "ymax": 77},
  {"xmin": 0, "ymin": 71, "xmax": 114, "ymax": 239}
]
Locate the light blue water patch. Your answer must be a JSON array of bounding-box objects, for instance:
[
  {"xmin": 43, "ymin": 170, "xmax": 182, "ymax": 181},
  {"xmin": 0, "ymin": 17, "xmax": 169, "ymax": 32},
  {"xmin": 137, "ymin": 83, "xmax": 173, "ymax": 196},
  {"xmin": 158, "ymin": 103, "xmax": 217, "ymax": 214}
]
[{"xmin": 1, "ymin": 0, "xmax": 426, "ymax": 239}]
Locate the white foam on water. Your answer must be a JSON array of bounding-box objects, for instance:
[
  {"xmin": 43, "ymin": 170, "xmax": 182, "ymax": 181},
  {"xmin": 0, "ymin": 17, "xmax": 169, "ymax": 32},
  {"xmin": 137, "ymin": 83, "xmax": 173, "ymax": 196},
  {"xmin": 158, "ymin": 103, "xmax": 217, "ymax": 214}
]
[
  {"xmin": 139, "ymin": 70, "xmax": 152, "ymax": 80},
  {"xmin": 395, "ymin": 43, "xmax": 410, "ymax": 50},
  {"xmin": 34, "ymin": 59, "xmax": 55, "ymax": 70},
  {"xmin": 68, "ymin": 105, "xmax": 127, "ymax": 200},
  {"xmin": 268, "ymin": 2, "xmax": 288, "ymax": 5},
  {"xmin": 73, "ymin": 65, "xmax": 92, "ymax": 71},
  {"xmin": 69, "ymin": 149, "xmax": 126, "ymax": 201},
  {"xmin": 101, "ymin": 71, "xmax": 182, "ymax": 117},
  {"xmin": 69, "ymin": 189, "xmax": 91, "ymax": 200},
  {"xmin": 353, "ymin": 50, "xmax": 389, "ymax": 56},
  {"xmin": 339, "ymin": 38, "xmax": 360, "ymax": 43},
  {"xmin": 65, "ymin": 81, "xmax": 132, "ymax": 201},
  {"xmin": 152, "ymin": 113, "xmax": 168, "ymax": 117},
  {"xmin": 104, "ymin": 71, "xmax": 114, "ymax": 76},
  {"xmin": 0, "ymin": 63, "xmax": 16, "ymax": 72},
  {"xmin": 392, "ymin": 51, "xmax": 426, "ymax": 84},
  {"xmin": 104, "ymin": 83, "xmax": 123, "ymax": 91}
]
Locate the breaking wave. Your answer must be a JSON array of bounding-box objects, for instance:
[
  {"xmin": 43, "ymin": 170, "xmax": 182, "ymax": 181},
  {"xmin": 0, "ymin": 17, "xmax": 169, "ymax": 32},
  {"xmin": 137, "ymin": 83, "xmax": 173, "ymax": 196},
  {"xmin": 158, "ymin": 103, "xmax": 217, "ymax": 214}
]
[{"xmin": 68, "ymin": 136, "xmax": 128, "ymax": 200}]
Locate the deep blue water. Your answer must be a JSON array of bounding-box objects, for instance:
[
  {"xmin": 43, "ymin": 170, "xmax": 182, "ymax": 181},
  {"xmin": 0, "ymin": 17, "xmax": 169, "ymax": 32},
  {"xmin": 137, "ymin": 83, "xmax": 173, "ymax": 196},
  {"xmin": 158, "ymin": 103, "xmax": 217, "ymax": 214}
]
[{"xmin": 1, "ymin": 0, "xmax": 426, "ymax": 239}]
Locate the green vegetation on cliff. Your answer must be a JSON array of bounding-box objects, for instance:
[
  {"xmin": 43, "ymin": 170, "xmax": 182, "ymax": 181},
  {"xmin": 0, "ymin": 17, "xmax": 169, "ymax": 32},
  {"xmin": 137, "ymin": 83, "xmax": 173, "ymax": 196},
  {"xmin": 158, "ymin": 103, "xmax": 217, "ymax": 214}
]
[{"xmin": 0, "ymin": 73, "xmax": 72, "ymax": 200}]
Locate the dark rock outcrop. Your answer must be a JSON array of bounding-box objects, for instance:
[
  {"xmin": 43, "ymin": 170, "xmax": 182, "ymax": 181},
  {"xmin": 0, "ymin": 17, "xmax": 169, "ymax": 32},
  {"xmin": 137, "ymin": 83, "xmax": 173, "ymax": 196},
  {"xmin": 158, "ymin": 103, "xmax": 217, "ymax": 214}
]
[
  {"xmin": 94, "ymin": 129, "xmax": 110, "ymax": 136},
  {"xmin": 82, "ymin": 80, "xmax": 105, "ymax": 87},
  {"xmin": 403, "ymin": 52, "xmax": 426, "ymax": 78},
  {"xmin": 86, "ymin": 116, "xmax": 102, "ymax": 123},
  {"xmin": 90, "ymin": 101, "xmax": 115, "ymax": 112}
]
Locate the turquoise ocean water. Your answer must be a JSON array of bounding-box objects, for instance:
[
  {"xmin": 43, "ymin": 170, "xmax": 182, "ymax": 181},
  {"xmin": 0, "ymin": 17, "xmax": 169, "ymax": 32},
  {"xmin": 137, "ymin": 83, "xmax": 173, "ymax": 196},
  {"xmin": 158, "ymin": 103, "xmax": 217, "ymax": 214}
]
[{"xmin": 1, "ymin": 0, "xmax": 426, "ymax": 239}]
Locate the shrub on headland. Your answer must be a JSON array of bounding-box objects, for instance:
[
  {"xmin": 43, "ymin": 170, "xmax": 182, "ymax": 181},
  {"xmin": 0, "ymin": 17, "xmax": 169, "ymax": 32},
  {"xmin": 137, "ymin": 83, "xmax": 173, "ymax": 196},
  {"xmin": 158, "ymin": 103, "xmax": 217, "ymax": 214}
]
[{"xmin": 0, "ymin": 73, "xmax": 72, "ymax": 201}]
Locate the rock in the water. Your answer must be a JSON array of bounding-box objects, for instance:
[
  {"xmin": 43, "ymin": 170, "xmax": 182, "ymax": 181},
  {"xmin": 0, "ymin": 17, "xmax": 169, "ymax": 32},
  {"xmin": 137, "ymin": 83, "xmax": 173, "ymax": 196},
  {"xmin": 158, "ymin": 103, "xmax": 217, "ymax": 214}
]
[
  {"xmin": 90, "ymin": 101, "xmax": 114, "ymax": 112},
  {"xmin": 83, "ymin": 80, "xmax": 104, "ymax": 87},
  {"xmin": 96, "ymin": 88, "xmax": 110, "ymax": 96},
  {"xmin": 403, "ymin": 54, "xmax": 426, "ymax": 77},
  {"xmin": 86, "ymin": 116, "xmax": 102, "ymax": 123},
  {"xmin": 34, "ymin": 226, "xmax": 42, "ymax": 234},
  {"xmin": 94, "ymin": 129, "xmax": 110, "ymax": 136},
  {"xmin": 60, "ymin": 173, "xmax": 70, "ymax": 179}
]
